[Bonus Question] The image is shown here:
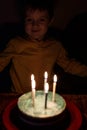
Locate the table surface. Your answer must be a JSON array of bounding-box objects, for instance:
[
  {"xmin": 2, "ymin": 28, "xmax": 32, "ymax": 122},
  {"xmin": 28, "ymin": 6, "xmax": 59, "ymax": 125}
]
[{"xmin": 0, "ymin": 93, "xmax": 87, "ymax": 130}]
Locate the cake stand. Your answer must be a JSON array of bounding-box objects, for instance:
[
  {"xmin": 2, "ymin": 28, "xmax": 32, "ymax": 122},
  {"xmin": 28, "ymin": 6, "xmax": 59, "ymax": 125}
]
[{"xmin": 2, "ymin": 98, "xmax": 82, "ymax": 130}]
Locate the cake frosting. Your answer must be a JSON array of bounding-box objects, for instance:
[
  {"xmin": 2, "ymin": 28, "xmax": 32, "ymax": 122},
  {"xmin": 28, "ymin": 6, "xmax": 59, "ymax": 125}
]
[{"xmin": 17, "ymin": 90, "xmax": 66, "ymax": 118}]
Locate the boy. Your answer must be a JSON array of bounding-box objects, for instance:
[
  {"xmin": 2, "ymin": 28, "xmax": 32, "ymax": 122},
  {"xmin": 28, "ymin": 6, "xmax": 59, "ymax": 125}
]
[{"xmin": 0, "ymin": 0, "xmax": 87, "ymax": 94}]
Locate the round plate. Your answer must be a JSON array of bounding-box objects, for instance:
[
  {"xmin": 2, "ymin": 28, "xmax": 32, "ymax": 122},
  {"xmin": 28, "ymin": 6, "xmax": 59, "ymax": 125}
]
[{"xmin": 2, "ymin": 98, "xmax": 82, "ymax": 130}]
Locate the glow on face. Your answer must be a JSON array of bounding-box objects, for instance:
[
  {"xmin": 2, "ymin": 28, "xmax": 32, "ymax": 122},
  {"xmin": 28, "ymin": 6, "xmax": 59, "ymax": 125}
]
[{"xmin": 24, "ymin": 9, "xmax": 50, "ymax": 41}]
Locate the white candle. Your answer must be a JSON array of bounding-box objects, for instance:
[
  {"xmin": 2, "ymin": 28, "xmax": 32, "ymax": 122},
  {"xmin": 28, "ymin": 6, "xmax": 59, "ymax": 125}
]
[
  {"xmin": 44, "ymin": 71, "xmax": 48, "ymax": 91},
  {"xmin": 52, "ymin": 74, "xmax": 57, "ymax": 102},
  {"xmin": 31, "ymin": 74, "xmax": 36, "ymax": 107},
  {"xmin": 32, "ymin": 79, "xmax": 36, "ymax": 107}
]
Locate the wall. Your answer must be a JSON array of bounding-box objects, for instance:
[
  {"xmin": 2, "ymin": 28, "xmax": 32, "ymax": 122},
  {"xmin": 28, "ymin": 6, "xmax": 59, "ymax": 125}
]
[
  {"xmin": 53, "ymin": 0, "xmax": 87, "ymax": 29},
  {"xmin": 0, "ymin": 0, "xmax": 87, "ymax": 30}
]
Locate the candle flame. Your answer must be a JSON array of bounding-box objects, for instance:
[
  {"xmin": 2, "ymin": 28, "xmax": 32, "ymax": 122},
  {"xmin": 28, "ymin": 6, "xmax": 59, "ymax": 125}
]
[
  {"xmin": 44, "ymin": 71, "xmax": 48, "ymax": 79},
  {"xmin": 53, "ymin": 74, "xmax": 57, "ymax": 82},
  {"xmin": 31, "ymin": 74, "xmax": 34, "ymax": 81}
]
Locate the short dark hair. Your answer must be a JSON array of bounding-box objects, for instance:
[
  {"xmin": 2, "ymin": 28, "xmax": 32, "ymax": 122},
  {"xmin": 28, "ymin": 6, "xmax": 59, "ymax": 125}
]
[{"xmin": 19, "ymin": 0, "xmax": 55, "ymax": 21}]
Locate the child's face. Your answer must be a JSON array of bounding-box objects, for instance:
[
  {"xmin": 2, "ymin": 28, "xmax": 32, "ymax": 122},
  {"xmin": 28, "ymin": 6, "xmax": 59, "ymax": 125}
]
[{"xmin": 24, "ymin": 9, "xmax": 51, "ymax": 41}]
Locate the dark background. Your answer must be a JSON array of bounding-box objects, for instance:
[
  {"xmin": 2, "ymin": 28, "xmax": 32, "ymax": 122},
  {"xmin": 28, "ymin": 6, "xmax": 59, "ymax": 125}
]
[{"xmin": 0, "ymin": 0, "xmax": 87, "ymax": 29}]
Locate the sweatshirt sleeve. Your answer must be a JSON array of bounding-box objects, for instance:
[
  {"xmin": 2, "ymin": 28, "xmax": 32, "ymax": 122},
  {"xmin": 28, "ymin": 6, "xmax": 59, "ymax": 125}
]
[
  {"xmin": 56, "ymin": 42, "xmax": 87, "ymax": 77},
  {"xmin": 0, "ymin": 40, "xmax": 15, "ymax": 72}
]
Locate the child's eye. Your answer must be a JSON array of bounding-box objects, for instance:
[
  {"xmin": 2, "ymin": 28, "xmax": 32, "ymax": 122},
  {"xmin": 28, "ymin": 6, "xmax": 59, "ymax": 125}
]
[
  {"xmin": 25, "ymin": 18, "xmax": 32, "ymax": 23},
  {"xmin": 40, "ymin": 19, "xmax": 47, "ymax": 22}
]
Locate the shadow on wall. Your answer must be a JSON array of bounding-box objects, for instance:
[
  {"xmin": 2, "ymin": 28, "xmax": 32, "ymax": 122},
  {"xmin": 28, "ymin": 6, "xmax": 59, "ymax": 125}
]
[
  {"xmin": 0, "ymin": 23, "xmax": 23, "ymax": 92},
  {"xmin": 57, "ymin": 12, "xmax": 87, "ymax": 94},
  {"xmin": 62, "ymin": 12, "xmax": 87, "ymax": 65},
  {"xmin": 0, "ymin": 23, "xmax": 23, "ymax": 51}
]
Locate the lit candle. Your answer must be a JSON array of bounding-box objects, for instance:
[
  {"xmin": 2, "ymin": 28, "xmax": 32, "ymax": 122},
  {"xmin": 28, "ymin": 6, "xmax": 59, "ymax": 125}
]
[
  {"xmin": 44, "ymin": 71, "xmax": 48, "ymax": 91},
  {"xmin": 52, "ymin": 74, "xmax": 57, "ymax": 102},
  {"xmin": 31, "ymin": 74, "xmax": 36, "ymax": 107},
  {"xmin": 44, "ymin": 83, "xmax": 49, "ymax": 109},
  {"xmin": 31, "ymin": 74, "xmax": 34, "ymax": 81}
]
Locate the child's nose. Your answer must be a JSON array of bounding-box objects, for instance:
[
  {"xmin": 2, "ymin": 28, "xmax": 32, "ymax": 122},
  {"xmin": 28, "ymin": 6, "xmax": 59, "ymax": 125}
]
[{"xmin": 32, "ymin": 20, "xmax": 39, "ymax": 26}]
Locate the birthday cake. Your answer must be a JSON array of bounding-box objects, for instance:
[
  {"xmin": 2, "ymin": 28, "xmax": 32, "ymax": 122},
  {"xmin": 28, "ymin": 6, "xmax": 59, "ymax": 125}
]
[{"xmin": 17, "ymin": 90, "xmax": 70, "ymax": 129}]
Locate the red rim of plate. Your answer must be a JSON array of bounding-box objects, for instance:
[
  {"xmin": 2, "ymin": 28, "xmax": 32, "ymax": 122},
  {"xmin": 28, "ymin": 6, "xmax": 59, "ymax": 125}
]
[{"xmin": 2, "ymin": 98, "xmax": 82, "ymax": 130}]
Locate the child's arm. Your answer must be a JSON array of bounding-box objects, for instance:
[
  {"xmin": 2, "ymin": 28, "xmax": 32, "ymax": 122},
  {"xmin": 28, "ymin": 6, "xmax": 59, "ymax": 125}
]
[
  {"xmin": 56, "ymin": 42, "xmax": 87, "ymax": 77},
  {"xmin": 0, "ymin": 40, "xmax": 14, "ymax": 72}
]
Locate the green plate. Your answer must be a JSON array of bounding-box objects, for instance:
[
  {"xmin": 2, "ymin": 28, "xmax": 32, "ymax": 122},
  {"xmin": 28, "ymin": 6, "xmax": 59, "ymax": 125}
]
[{"xmin": 17, "ymin": 91, "xmax": 66, "ymax": 118}]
